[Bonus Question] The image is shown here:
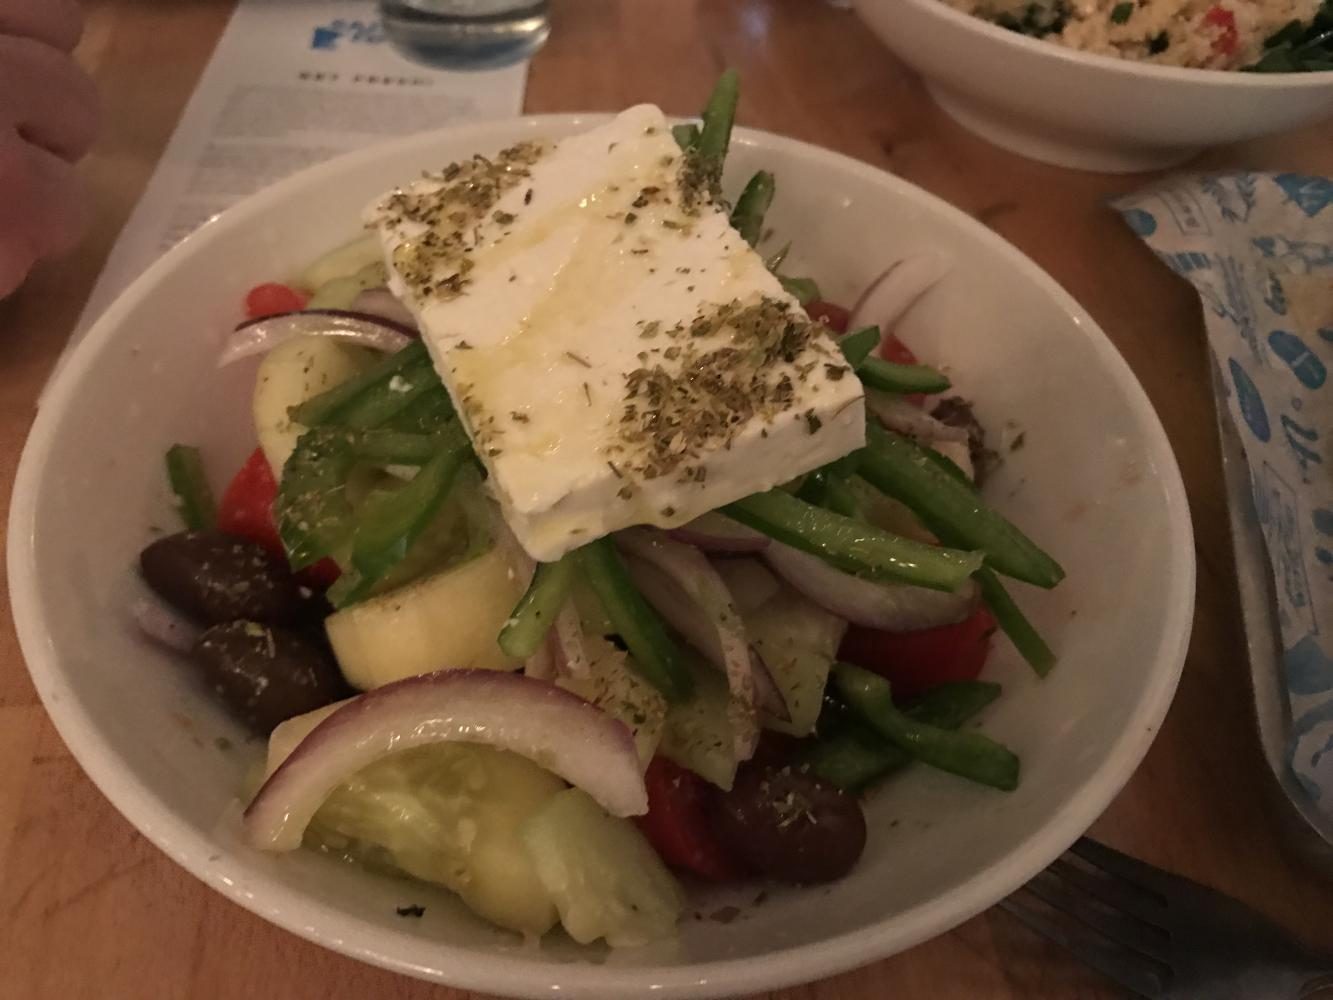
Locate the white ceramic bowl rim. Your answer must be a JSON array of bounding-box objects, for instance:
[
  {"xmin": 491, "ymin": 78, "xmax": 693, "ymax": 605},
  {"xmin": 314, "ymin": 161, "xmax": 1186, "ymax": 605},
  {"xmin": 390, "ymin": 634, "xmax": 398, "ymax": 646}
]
[
  {"xmin": 895, "ymin": 0, "xmax": 1333, "ymax": 87},
  {"xmin": 9, "ymin": 116, "xmax": 1195, "ymax": 998}
]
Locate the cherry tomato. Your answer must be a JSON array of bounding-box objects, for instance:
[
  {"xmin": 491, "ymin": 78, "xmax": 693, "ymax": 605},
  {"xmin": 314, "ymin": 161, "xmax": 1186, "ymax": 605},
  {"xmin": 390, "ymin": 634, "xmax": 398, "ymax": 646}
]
[
  {"xmin": 837, "ymin": 605, "xmax": 997, "ymax": 702},
  {"xmin": 244, "ymin": 282, "xmax": 307, "ymax": 319},
  {"xmin": 806, "ymin": 300, "xmax": 850, "ymax": 333},
  {"xmin": 1204, "ymin": 5, "xmax": 1238, "ymax": 55},
  {"xmin": 217, "ymin": 447, "xmax": 341, "ymax": 589},
  {"xmin": 636, "ymin": 757, "xmax": 742, "ymax": 882},
  {"xmin": 879, "ymin": 332, "xmax": 928, "ymax": 407}
]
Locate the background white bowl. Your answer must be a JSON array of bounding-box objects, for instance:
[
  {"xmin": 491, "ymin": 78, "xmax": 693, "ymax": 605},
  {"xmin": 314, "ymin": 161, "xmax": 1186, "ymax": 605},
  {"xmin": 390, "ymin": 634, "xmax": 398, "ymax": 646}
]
[
  {"xmin": 9, "ymin": 117, "xmax": 1193, "ymax": 998},
  {"xmin": 854, "ymin": 0, "xmax": 1333, "ymax": 172}
]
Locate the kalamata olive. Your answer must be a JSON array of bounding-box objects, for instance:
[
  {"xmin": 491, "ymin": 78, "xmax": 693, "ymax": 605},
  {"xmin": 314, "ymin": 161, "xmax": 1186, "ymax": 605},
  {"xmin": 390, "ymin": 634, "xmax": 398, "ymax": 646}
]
[
  {"xmin": 192, "ymin": 620, "xmax": 350, "ymax": 733},
  {"xmin": 140, "ymin": 531, "xmax": 304, "ymax": 626},
  {"xmin": 712, "ymin": 764, "xmax": 866, "ymax": 884}
]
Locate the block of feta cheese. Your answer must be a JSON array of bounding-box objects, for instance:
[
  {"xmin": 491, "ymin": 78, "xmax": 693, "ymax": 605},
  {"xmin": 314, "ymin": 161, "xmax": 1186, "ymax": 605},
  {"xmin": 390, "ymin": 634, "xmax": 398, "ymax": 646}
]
[{"xmin": 367, "ymin": 104, "xmax": 864, "ymax": 561}]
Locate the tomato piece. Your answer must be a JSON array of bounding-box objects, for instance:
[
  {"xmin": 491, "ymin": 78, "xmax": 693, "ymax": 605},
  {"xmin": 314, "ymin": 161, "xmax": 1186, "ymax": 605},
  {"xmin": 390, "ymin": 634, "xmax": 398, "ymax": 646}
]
[
  {"xmin": 636, "ymin": 757, "xmax": 742, "ymax": 882},
  {"xmin": 837, "ymin": 605, "xmax": 997, "ymax": 702},
  {"xmin": 217, "ymin": 447, "xmax": 340, "ymax": 589},
  {"xmin": 245, "ymin": 282, "xmax": 307, "ymax": 319},
  {"xmin": 806, "ymin": 300, "xmax": 850, "ymax": 333},
  {"xmin": 1204, "ymin": 5, "xmax": 1238, "ymax": 55}
]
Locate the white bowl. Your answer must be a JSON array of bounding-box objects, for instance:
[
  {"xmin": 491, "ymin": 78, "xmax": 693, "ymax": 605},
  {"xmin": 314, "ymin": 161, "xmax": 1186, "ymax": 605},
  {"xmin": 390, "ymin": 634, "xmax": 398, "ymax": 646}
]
[
  {"xmin": 854, "ymin": 0, "xmax": 1333, "ymax": 172},
  {"xmin": 9, "ymin": 117, "xmax": 1193, "ymax": 997}
]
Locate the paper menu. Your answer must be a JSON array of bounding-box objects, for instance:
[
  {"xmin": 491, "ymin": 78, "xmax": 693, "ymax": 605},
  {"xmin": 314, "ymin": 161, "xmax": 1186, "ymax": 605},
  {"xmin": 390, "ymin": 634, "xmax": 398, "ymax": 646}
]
[{"xmin": 69, "ymin": 0, "xmax": 527, "ymax": 340}]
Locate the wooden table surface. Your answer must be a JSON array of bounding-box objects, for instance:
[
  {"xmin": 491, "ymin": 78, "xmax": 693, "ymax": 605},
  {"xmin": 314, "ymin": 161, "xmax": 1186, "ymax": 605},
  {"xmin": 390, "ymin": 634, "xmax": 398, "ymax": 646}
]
[{"xmin": 3, "ymin": 1, "xmax": 1332, "ymax": 997}]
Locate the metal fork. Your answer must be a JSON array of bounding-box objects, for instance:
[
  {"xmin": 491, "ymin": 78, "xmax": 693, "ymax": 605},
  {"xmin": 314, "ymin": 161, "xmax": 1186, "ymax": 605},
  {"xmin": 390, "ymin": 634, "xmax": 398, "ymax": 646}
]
[{"xmin": 998, "ymin": 837, "xmax": 1333, "ymax": 999}]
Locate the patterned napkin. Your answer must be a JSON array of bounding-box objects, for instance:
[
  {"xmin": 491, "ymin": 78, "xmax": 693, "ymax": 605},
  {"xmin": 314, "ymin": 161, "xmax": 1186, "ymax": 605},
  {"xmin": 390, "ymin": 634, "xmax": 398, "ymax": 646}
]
[{"xmin": 1114, "ymin": 174, "xmax": 1333, "ymax": 822}]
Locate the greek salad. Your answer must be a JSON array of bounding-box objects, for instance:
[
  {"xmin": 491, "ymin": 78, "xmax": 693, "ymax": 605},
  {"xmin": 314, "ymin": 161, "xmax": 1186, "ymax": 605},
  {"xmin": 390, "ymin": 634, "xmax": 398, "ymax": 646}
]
[{"xmin": 135, "ymin": 73, "xmax": 1064, "ymax": 948}]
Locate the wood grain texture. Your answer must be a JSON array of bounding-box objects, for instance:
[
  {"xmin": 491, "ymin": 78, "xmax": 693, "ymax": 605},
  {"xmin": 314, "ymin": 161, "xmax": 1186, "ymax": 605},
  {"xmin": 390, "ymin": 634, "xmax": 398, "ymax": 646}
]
[{"xmin": 2, "ymin": 1, "xmax": 1332, "ymax": 997}]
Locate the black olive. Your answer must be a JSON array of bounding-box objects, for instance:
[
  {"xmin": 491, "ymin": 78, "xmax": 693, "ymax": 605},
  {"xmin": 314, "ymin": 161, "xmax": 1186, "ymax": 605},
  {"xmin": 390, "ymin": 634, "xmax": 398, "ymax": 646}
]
[
  {"xmin": 140, "ymin": 531, "xmax": 305, "ymax": 626},
  {"xmin": 192, "ymin": 620, "xmax": 350, "ymax": 733},
  {"xmin": 712, "ymin": 764, "xmax": 867, "ymax": 884}
]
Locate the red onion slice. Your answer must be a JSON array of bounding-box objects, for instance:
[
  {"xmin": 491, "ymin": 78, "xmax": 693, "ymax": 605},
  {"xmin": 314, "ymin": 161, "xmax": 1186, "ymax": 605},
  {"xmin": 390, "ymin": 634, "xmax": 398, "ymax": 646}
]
[
  {"xmin": 130, "ymin": 597, "xmax": 200, "ymax": 653},
  {"xmin": 865, "ymin": 390, "xmax": 968, "ymax": 445},
  {"xmin": 764, "ymin": 540, "xmax": 977, "ymax": 632},
  {"xmin": 218, "ymin": 311, "xmax": 415, "ymax": 367},
  {"xmin": 349, "ymin": 287, "xmax": 419, "ymax": 331},
  {"xmin": 849, "ymin": 253, "xmax": 951, "ymax": 343},
  {"xmin": 619, "ymin": 534, "xmax": 790, "ymax": 728},
  {"xmin": 525, "ymin": 640, "xmax": 555, "ymax": 680},
  {"xmin": 668, "ymin": 512, "xmax": 769, "ymax": 553},
  {"xmin": 245, "ymin": 669, "xmax": 647, "ymax": 851}
]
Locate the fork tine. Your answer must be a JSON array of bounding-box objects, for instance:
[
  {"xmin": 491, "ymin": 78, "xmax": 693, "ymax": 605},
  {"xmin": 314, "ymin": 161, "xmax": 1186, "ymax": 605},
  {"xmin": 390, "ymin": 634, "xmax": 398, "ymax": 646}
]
[
  {"xmin": 1051, "ymin": 854, "xmax": 1169, "ymax": 926},
  {"xmin": 1071, "ymin": 837, "xmax": 1175, "ymax": 897},
  {"xmin": 999, "ymin": 889, "xmax": 1170, "ymax": 999},
  {"xmin": 1026, "ymin": 866, "xmax": 1172, "ymax": 961}
]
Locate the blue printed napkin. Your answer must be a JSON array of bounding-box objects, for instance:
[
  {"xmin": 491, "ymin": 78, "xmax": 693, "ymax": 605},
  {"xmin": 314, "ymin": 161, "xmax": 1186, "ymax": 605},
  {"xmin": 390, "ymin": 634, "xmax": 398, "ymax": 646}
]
[{"xmin": 1115, "ymin": 174, "xmax": 1333, "ymax": 821}]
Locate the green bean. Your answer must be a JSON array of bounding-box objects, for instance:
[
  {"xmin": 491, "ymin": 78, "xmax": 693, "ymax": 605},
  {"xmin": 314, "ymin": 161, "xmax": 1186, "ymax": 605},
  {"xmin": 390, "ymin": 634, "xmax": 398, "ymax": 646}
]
[
  {"xmin": 695, "ymin": 69, "xmax": 739, "ymax": 172},
  {"xmin": 797, "ymin": 469, "xmax": 864, "ymax": 521},
  {"xmin": 839, "ymin": 325, "xmax": 880, "ymax": 367},
  {"xmin": 779, "ymin": 275, "xmax": 821, "ymax": 305},
  {"xmin": 860, "ymin": 423, "xmax": 1065, "ymax": 588},
  {"xmin": 165, "ymin": 444, "xmax": 216, "ymax": 531},
  {"xmin": 977, "ymin": 568, "xmax": 1055, "ymax": 675},
  {"xmin": 335, "ymin": 355, "xmax": 443, "ymax": 430},
  {"xmin": 858, "ymin": 357, "xmax": 951, "ymax": 395},
  {"xmin": 806, "ymin": 681, "xmax": 1002, "ymax": 791},
  {"xmin": 381, "ymin": 383, "xmax": 456, "ymax": 435},
  {"xmin": 498, "ymin": 556, "xmax": 577, "ymax": 658},
  {"xmin": 578, "ymin": 538, "xmax": 694, "ymax": 703},
  {"xmin": 290, "ymin": 340, "xmax": 429, "ymax": 427},
  {"xmin": 344, "ymin": 423, "xmax": 472, "ymax": 594},
  {"xmin": 275, "ymin": 427, "xmax": 361, "ymax": 569},
  {"xmin": 724, "ymin": 489, "xmax": 982, "ymax": 592},
  {"xmin": 832, "ymin": 663, "xmax": 1019, "ymax": 790},
  {"xmin": 351, "ymin": 430, "xmax": 442, "ymax": 467},
  {"xmin": 729, "ymin": 170, "xmax": 775, "ymax": 247},
  {"xmin": 671, "ymin": 122, "xmax": 700, "ymax": 151}
]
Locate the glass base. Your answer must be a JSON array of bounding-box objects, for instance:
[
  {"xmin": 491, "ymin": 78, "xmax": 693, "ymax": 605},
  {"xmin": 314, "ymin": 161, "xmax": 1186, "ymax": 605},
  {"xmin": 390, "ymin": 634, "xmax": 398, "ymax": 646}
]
[{"xmin": 381, "ymin": 2, "xmax": 550, "ymax": 70}]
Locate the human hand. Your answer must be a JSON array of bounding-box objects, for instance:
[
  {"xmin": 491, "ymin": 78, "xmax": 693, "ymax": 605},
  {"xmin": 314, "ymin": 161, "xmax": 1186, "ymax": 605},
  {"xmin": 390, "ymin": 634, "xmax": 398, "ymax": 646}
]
[{"xmin": 0, "ymin": 0, "xmax": 98, "ymax": 298}]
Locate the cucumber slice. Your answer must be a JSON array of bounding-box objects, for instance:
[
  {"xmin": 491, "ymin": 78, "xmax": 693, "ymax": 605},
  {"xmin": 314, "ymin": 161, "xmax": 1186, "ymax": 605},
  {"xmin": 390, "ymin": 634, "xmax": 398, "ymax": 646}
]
[
  {"xmin": 306, "ymin": 260, "xmax": 388, "ymax": 310},
  {"xmin": 298, "ymin": 233, "xmax": 385, "ymax": 291},
  {"xmin": 306, "ymin": 743, "xmax": 563, "ymax": 936},
  {"xmin": 522, "ymin": 788, "xmax": 683, "ymax": 947},
  {"xmin": 658, "ymin": 658, "xmax": 740, "ymax": 790},
  {"xmin": 746, "ymin": 584, "xmax": 846, "ymax": 737},
  {"xmin": 253, "ymin": 336, "xmax": 376, "ymax": 476},
  {"xmin": 557, "ymin": 636, "xmax": 667, "ymax": 765}
]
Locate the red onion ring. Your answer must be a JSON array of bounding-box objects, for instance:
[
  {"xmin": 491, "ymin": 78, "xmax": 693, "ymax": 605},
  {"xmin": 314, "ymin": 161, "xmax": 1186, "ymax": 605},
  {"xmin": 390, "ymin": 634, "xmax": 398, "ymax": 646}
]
[
  {"xmin": 848, "ymin": 253, "xmax": 951, "ymax": 349},
  {"xmin": 245, "ymin": 669, "xmax": 647, "ymax": 851},
  {"xmin": 218, "ymin": 310, "xmax": 416, "ymax": 367},
  {"xmin": 667, "ymin": 512, "xmax": 769, "ymax": 554}
]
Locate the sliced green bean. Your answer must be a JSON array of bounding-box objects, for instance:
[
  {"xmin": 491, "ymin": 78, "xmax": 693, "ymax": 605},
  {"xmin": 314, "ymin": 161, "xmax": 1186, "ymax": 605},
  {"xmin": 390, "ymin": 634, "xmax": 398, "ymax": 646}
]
[
  {"xmin": 858, "ymin": 357, "xmax": 951, "ymax": 395},
  {"xmin": 290, "ymin": 340, "xmax": 429, "ymax": 427},
  {"xmin": 344, "ymin": 423, "xmax": 472, "ymax": 595},
  {"xmin": 779, "ymin": 275, "xmax": 821, "ymax": 305},
  {"xmin": 498, "ymin": 556, "xmax": 577, "ymax": 658},
  {"xmin": 578, "ymin": 538, "xmax": 693, "ymax": 703},
  {"xmin": 797, "ymin": 469, "xmax": 863, "ymax": 521},
  {"xmin": 860, "ymin": 423, "xmax": 1065, "ymax": 588},
  {"xmin": 336, "ymin": 354, "xmax": 442, "ymax": 430},
  {"xmin": 724, "ymin": 489, "xmax": 982, "ymax": 592},
  {"xmin": 839, "ymin": 325, "xmax": 880, "ymax": 367},
  {"xmin": 695, "ymin": 69, "xmax": 739, "ymax": 172},
  {"xmin": 729, "ymin": 170, "xmax": 774, "ymax": 247},
  {"xmin": 165, "ymin": 444, "xmax": 216, "ymax": 531},
  {"xmin": 671, "ymin": 122, "xmax": 700, "ymax": 151},
  {"xmin": 275, "ymin": 427, "xmax": 361, "ymax": 569},
  {"xmin": 806, "ymin": 681, "xmax": 1002, "ymax": 790},
  {"xmin": 977, "ymin": 568, "xmax": 1056, "ymax": 675},
  {"xmin": 833, "ymin": 662, "xmax": 1019, "ymax": 790}
]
